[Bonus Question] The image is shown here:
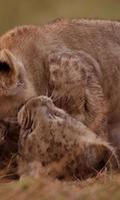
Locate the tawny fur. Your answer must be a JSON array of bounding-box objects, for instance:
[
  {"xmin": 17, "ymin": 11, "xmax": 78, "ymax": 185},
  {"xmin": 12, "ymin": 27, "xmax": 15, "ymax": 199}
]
[
  {"xmin": 18, "ymin": 96, "xmax": 118, "ymax": 180},
  {"xmin": 0, "ymin": 19, "xmax": 120, "ymax": 178}
]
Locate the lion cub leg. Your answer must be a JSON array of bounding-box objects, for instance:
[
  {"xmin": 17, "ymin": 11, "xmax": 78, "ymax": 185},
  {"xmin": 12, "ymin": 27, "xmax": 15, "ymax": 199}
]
[
  {"xmin": 48, "ymin": 50, "xmax": 108, "ymax": 139},
  {"xmin": 18, "ymin": 96, "xmax": 115, "ymax": 180}
]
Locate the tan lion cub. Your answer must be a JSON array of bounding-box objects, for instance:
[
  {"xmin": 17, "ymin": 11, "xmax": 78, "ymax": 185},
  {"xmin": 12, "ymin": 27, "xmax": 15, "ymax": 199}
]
[
  {"xmin": 0, "ymin": 19, "xmax": 119, "ymax": 178},
  {"xmin": 18, "ymin": 96, "xmax": 117, "ymax": 180}
]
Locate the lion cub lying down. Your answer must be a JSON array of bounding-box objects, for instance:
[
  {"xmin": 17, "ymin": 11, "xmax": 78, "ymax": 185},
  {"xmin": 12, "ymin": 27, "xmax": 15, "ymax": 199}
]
[
  {"xmin": 17, "ymin": 96, "xmax": 118, "ymax": 180},
  {"xmin": 0, "ymin": 97, "xmax": 117, "ymax": 180}
]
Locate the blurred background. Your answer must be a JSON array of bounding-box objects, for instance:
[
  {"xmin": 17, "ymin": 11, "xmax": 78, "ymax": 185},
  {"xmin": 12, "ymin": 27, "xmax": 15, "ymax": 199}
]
[{"xmin": 0, "ymin": 0, "xmax": 120, "ymax": 35}]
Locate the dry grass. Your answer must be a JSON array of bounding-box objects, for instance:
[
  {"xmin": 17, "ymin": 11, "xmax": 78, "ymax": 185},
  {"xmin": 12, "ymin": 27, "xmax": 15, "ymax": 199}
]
[{"xmin": 0, "ymin": 170, "xmax": 120, "ymax": 200}]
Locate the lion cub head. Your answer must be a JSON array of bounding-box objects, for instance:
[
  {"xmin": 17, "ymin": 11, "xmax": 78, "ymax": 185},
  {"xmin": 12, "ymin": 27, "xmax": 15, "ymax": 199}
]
[{"xmin": 0, "ymin": 49, "xmax": 36, "ymax": 119}]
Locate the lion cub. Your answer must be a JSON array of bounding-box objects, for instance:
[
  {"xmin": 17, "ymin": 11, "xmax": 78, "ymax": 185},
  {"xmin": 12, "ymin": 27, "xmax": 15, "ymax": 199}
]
[{"xmin": 18, "ymin": 96, "xmax": 117, "ymax": 179}]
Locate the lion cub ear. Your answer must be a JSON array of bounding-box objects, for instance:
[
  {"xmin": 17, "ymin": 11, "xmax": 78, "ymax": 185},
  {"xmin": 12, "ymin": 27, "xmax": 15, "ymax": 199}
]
[{"xmin": 0, "ymin": 49, "xmax": 23, "ymax": 95}]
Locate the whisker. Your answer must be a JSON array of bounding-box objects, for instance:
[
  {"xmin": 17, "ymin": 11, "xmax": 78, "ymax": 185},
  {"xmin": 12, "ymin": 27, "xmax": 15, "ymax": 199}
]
[
  {"xmin": 49, "ymin": 87, "xmax": 56, "ymax": 99},
  {"xmin": 53, "ymin": 95, "xmax": 62, "ymax": 102},
  {"xmin": 45, "ymin": 88, "xmax": 48, "ymax": 97}
]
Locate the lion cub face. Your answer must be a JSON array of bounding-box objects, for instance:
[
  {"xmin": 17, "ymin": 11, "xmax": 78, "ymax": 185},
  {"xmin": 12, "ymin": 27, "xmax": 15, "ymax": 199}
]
[{"xmin": 0, "ymin": 49, "xmax": 36, "ymax": 119}]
